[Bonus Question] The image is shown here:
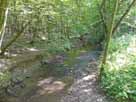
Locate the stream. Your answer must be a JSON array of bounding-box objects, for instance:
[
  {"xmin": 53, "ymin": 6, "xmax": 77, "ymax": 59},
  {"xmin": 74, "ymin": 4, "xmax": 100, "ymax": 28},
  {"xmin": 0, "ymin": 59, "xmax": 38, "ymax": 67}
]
[{"xmin": 1, "ymin": 47, "xmax": 108, "ymax": 102}]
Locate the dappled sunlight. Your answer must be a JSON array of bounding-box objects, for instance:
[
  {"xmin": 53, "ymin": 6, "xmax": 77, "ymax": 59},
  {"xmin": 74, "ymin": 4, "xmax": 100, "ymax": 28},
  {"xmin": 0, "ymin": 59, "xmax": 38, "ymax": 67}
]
[
  {"xmin": 26, "ymin": 48, "xmax": 40, "ymax": 52},
  {"xmin": 82, "ymin": 74, "xmax": 96, "ymax": 81},
  {"xmin": 38, "ymin": 77, "xmax": 54, "ymax": 86},
  {"xmin": 39, "ymin": 35, "xmax": 48, "ymax": 41},
  {"xmin": 62, "ymin": 71, "xmax": 107, "ymax": 102},
  {"xmin": 83, "ymin": 89, "xmax": 93, "ymax": 93},
  {"xmin": 127, "ymin": 47, "xmax": 136, "ymax": 54},
  {"xmin": 102, "ymin": 34, "xmax": 136, "ymax": 101},
  {"xmin": 0, "ymin": 0, "xmax": 135, "ymax": 102},
  {"xmin": 37, "ymin": 77, "xmax": 66, "ymax": 95},
  {"xmin": 127, "ymin": 35, "xmax": 136, "ymax": 55},
  {"xmin": 115, "ymin": 53, "xmax": 128, "ymax": 68},
  {"xmin": 108, "ymin": 53, "xmax": 130, "ymax": 71},
  {"xmin": 4, "ymin": 52, "xmax": 18, "ymax": 57},
  {"xmin": 76, "ymin": 72, "xmax": 97, "ymax": 86},
  {"xmin": 108, "ymin": 34, "xmax": 136, "ymax": 71}
]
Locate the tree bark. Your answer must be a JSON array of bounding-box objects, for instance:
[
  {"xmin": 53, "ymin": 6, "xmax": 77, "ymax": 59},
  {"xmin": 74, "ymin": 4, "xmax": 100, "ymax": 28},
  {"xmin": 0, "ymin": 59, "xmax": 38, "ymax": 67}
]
[{"xmin": 99, "ymin": 0, "xmax": 119, "ymax": 80}]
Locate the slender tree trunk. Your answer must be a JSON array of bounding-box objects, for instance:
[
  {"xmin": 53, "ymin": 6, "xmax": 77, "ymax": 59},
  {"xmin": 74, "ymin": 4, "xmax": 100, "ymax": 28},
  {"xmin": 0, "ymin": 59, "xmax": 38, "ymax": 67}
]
[
  {"xmin": 99, "ymin": 0, "xmax": 136, "ymax": 80},
  {"xmin": 0, "ymin": 0, "xmax": 8, "ymax": 34},
  {"xmin": 0, "ymin": 8, "xmax": 9, "ymax": 49},
  {"xmin": 0, "ymin": 0, "xmax": 8, "ymax": 54},
  {"xmin": 99, "ymin": 0, "xmax": 119, "ymax": 79}
]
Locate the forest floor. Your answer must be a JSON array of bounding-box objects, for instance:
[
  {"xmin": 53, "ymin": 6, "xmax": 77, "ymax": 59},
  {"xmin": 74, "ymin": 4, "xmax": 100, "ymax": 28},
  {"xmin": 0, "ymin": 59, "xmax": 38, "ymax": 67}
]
[{"xmin": 2, "ymin": 48, "xmax": 111, "ymax": 102}]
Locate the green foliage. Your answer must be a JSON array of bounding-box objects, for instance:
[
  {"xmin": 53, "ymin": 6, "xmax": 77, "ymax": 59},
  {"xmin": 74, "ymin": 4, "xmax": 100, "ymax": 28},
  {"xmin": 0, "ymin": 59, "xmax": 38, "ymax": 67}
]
[
  {"xmin": 102, "ymin": 64, "xmax": 136, "ymax": 102},
  {"xmin": 0, "ymin": 0, "xmax": 135, "ymax": 101},
  {"xmin": 1, "ymin": 0, "xmax": 102, "ymax": 53},
  {"xmin": 109, "ymin": 34, "xmax": 132, "ymax": 53},
  {"xmin": 101, "ymin": 34, "xmax": 136, "ymax": 102}
]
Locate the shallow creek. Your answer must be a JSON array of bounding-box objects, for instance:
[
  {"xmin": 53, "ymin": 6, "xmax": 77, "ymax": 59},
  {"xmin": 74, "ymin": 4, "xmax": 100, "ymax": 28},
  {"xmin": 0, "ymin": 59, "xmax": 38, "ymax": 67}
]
[{"xmin": 1, "ymin": 47, "xmax": 101, "ymax": 102}]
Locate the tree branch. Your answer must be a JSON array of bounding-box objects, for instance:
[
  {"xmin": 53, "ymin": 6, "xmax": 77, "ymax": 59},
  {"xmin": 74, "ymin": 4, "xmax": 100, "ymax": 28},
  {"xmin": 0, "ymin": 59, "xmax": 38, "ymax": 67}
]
[
  {"xmin": 0, "ymin": 21, "xmax": 30, "ymax": 55},
  {"xmin": 97, "ymin": 0, "xmax": 108, "ymax": 34},
  {"xmin": 112, "ymin": 0, "xmax": 136, "ymax": 34}
]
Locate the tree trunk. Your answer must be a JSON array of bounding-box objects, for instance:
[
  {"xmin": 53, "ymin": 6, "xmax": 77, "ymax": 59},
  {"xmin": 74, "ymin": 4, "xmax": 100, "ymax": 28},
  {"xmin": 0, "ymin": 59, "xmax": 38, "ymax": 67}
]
[
  {"xmin": 0, "ymin": 0, "xmax": 8, "ymax": 34},
  {"xmin": 99, "ymin": 0, "xmax": 119, "ymax": 80},
  {"xmin": 0, "ymin": 8, "xmax": 9, "ymax": 49}
]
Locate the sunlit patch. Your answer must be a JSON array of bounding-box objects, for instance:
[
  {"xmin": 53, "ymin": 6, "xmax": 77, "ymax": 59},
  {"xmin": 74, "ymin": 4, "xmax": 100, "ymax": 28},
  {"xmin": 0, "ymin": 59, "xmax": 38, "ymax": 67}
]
[
  {"xmin": 40, "ymin": 36, "xmax": 48, "ymax": 41},
  {"xmin": 108, "ymin": 53, "xmax": 130, "ymax": 71},
  {"xmin": 115, "ymin": 54, "xmax": 128, "ymax": 68},
  {"xmin": 127, "ymin": 36, "xmax": 136, "ymax": 55},
  {"xmin": 82, "ymin": 74, "xmax": 96, "ymax": 81},
  {"xmin": 37, "ymin": 77, "xmax": 66, "ymax": 95},
  {"xmin": 107, "ymin": 35, "xmax": 136, "ymax": 71},
  {"xmin": 38, "ymin": 77, "xmax": 54, "ymax": 86},
  {"xmin": 11, "ymin": 54, "xmax": 18, "ymax": 57},
  {"xmin": 76, "ymin": 73, "xmax": 97, "ymax": 85},
  {"xmin": 27, "ymin": 48, "xmax": 39, "ymax": 51},
  {"xmin": 127, "ymin": 47, "xmax": 136, "ymax": 54},
  {"xmin": 83, "ymin": 89, "xmax": 93, "ymax": 93}
]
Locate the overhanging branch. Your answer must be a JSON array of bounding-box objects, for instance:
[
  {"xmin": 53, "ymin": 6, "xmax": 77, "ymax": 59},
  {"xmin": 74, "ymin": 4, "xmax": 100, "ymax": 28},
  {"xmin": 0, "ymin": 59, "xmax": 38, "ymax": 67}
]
[{"xmin": 112, "ymin": 0, "xmax": 136, "ymax": 34}]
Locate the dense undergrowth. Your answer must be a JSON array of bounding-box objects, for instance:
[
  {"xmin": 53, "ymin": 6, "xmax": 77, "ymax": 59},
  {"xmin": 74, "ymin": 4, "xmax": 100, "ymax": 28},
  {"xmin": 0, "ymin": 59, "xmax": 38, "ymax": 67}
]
[{"xmin": 101, "ymin": 34, "xmax": 136, "ymax": 102}]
